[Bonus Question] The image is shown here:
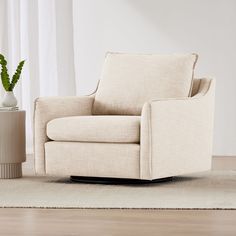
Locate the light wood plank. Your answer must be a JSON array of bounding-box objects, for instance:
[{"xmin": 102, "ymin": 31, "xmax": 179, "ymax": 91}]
[{"xmin": 0, "ymin": 208, "xmax": 236, "ymax": 236}]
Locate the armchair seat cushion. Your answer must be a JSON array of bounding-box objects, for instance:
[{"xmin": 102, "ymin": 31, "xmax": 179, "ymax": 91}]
[{"xmin": 47, "ymin": 115, "xmax": 140, "ymax": 143}]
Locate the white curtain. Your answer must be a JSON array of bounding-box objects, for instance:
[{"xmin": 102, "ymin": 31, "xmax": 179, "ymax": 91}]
[{"xmin": 0, "ymin": 0, "xmax": 79, "ymax": 153}]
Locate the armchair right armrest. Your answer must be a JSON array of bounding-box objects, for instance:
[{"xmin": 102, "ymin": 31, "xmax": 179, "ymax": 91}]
[{"xmin": 140, "ymin": 78, "xmax": 215, "ymax": 180}]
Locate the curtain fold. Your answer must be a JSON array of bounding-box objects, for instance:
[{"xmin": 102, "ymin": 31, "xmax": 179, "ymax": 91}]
[{"xmin": 0, "ymin": 0, "xmax": 77, "ymax": 153}]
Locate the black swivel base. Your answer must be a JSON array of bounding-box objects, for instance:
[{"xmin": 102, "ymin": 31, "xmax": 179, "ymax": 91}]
[{"xmin": 70, "ymin": 176, "xmax": 173, "ymax": 185}]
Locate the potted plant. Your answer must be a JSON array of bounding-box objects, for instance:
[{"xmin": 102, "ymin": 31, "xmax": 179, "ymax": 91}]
[{"xmin": 0, "ymin": 54, "xmax": 25, "ymax": 107}]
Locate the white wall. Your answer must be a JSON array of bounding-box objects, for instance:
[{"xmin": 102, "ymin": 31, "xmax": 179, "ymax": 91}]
[{"xmin": 73, "ymin": 0, "xmax": 236, "ymax": 156}]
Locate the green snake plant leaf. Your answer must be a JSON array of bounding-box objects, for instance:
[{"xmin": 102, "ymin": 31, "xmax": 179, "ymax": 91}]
[
  {"xmin": 0, "ymin": 54, "xmax": 11, "ymax": 91},
  {"xmin": 9, "ymin": 60, "xmax": 25, "ymax": 91}
]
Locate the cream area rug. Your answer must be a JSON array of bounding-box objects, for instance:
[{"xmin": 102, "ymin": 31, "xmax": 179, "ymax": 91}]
[{"xmin": 0, "ymin": 170, "xmax": 236, "ymax": 209}]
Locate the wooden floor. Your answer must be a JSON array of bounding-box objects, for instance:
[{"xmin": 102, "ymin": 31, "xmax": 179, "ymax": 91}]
[
  {"xmin": 0, "ymin": 156, "xmax": 236, "ymax": 236},
  {"xmin": 1, "ymin": 208, "xmax": 236, "ymax": 236}
]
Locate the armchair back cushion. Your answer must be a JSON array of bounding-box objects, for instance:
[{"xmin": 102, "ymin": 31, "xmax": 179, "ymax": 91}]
[{"xmin": 93, "ymin": 52, "xmax": 198, "ymax": 115}]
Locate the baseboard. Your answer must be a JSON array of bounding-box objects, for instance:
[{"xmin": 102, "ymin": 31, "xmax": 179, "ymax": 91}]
[
  {"xmin": 213, "ymin": 156, "xmax": 236, "ymax": 158},
  {"xmin": 212, "ymin": 156, "xmax": 236, "ymax": 171}
]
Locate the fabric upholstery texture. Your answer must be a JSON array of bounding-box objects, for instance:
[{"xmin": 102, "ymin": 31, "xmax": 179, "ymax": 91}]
[
  {"xmin": 93, "ymin": 52, "xmax": 198, "ymax": 115},
  {"xmin": 34, "ymin": 96, "xmax": 94, "ymax": 174},
  {"xmin": 34, "ymin": 78, "xmax": 215, "ymax": 180},
  {"xmin": 45, "ymin": 142, "xmax": 140, "ymax": 178},
  {"xmin": 140, "ymin": 78, "xmax": 215, "ymax": 179},
  {"xmin": 47, "ymin": 115, "xmax": 140, "ymax": 143}
]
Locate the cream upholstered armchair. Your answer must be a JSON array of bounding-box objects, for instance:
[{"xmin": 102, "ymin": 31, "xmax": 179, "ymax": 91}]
[{"xmin": 34, "ymin": 53, "xmax": 215, "ymax": 180}]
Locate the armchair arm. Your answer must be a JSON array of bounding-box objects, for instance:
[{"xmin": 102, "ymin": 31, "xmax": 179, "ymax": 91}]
[
  {"xmin": 34, "ymin": 96, "xmax": 94, "ymax": 174},
  {"xmin": 140, "ymin": 78, "xmax": 215, "ymax": 180}
]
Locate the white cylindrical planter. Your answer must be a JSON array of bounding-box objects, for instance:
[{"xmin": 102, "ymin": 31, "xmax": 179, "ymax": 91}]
[
  {"xmin": 0, "ymin": 110, "xmax": 26, "ymax": 178},
  {"xmin": 2, "ymin": 91, "xmax": 18, "ymax": 107}
]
